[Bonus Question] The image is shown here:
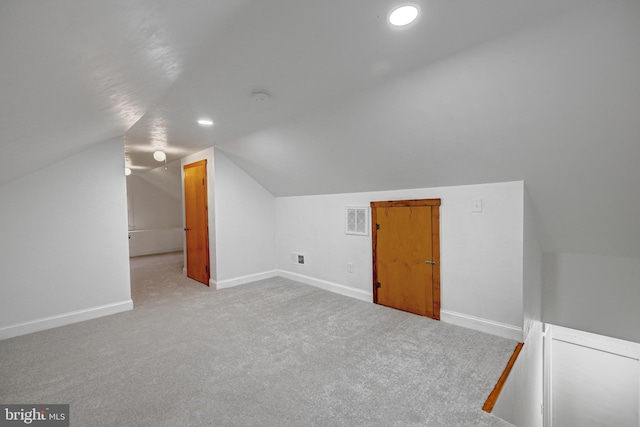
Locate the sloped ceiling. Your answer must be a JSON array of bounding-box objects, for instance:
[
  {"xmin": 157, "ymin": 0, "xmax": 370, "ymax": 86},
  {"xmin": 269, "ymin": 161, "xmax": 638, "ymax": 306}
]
[
  {"xmin": 219, "ymin": 1, "xmax": 640, "ymax": 257},
  {"xmin": 137, "ymin": 160, "xmax": 182, "ymax": 202},
  {"xmin": 0, "ymin": 0, "xmax": 250, "ymax": 184},
  {"xmin": 123, "ymin": 0, "xmax": 589, "ymax": 170},
  {"xmin": 2, "ymin": 0, "xmax": 639, "ymax": 258}
]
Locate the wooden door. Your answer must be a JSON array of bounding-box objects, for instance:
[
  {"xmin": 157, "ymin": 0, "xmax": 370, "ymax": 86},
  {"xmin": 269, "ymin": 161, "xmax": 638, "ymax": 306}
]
[
  {"xmin": 183, "ymin": 160, "xmax": 210, "ymax": 285},
  {"xmin": 371, "ymin": 199, "xmax": 440, "ymax": 319}
]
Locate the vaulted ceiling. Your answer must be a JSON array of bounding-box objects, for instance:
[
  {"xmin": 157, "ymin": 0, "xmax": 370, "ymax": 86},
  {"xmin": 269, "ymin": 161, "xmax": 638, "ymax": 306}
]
[{"xmin": 2, "ymin": 0, "xmax": 639, "ymax": 258}]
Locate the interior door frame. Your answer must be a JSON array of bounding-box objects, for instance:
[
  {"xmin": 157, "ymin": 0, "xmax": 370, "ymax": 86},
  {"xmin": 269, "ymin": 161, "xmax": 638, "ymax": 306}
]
[
  {"xmin": 183, "ymin": 159, "xmax": 210, "ymax": 286},
  {"xmin": 371, "ymin": 198, "xmax": 441, "ymax": 320}
]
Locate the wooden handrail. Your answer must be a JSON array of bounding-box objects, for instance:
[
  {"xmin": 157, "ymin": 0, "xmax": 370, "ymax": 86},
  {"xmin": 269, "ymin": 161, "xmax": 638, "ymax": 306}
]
[{"xmin": 483, "ymin": 342, "xmax": 524, "ymax": 413}]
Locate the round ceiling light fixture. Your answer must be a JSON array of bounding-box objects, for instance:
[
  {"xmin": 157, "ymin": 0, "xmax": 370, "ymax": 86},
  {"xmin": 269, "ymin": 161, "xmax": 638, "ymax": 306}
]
[
  {"xmin": 198, "ymin": 118, "xmax": 214, "ymax": 126},
  {"xmin": 389, "ymin": 4, "xmax": 419, "ymax": 27},
  {"xmin": 153, "ymin": 150, "xmax": 167, "ymax": 162},
  {"xmin": 125, "ymin": 167, "xmax": 132, "ymax": 176}
]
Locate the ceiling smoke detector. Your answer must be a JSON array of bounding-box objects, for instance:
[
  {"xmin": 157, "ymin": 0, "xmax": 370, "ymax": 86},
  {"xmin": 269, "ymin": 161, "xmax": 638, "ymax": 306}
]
[{"xmin": 252, "ymin": 90, "xmax": 270, "ymax": 102}]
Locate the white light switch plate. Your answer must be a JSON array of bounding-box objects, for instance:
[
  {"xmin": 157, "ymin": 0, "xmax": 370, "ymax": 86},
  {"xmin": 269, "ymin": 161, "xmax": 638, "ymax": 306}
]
[{"xmin": 472, "ymin": 198, "xmax": 483, "ymax": 212}]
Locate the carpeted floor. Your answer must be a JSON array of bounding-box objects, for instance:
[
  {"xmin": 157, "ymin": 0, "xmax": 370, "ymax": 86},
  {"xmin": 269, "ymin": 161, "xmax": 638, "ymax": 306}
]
[{"xmin": 1, "ymin": 252, "xmax": 516, "ymax": 426}]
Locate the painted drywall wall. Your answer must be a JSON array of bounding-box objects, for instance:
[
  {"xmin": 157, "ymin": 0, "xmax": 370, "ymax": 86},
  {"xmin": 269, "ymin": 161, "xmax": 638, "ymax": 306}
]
[
  {"xmin": 128, "ymin": 228, "xmax": 183, "ymax": 257},
  {"xmin": 213, "ymin": 149, "xmax": 276, "ymax": 287},
  {"xmin": 275, "ymin": 181, "xmax": 523, "ymax": 338},
  {"xmin": 126, "ymin": 174, "xmax": 182, "ymax": 230},
  {"xmin": 219, "ymin": 1, "xmax": 640, "ymax": 262},
  {"xmin": 136, "ymin": 160, "xmax": 183, "ymax": 202},
  {"xmin": 126, "ymin": 173, "xmax": 183, "ymax": 256},
  {"xmin": 543, "ymin": 253, "xmax": 640, "ymax": 344},
  {"xmin": 493, "ymin": 321, "xmax": 544, "ymax": 427},
  {"xmin": 180, "ymin": 148, "xmax": 217, "ymax": 283},
  {"xmin": 0, "ymin": 137, "xmax": 132, "ymax": 339},
  {"xmin": 547, "ymin": 325, "xmax": 640, "ymax": 426},
  {"xmin": 491, "ymin": 186, "xmax": 545, "ymax": 426},
  {"xmin": 523, "ymin": 187, "xmax": 543, "ymax": 341}
]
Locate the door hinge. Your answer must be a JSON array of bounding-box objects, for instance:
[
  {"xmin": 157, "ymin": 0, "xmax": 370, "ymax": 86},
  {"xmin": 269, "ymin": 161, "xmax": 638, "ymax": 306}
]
[
  {"xmin": 376, "ymin": 282, "xmax": 381, "ymax": 288},
  {"xmin": 205, "ymin": 266, "xmax": 209, "ymax": 273},
  {"xmin": 202, "ymin": 178, "xmax": 205, "ymax": 185},
  {"xmin": 376, "ymin": 224, "xmax": 380, "ymax": 230}
]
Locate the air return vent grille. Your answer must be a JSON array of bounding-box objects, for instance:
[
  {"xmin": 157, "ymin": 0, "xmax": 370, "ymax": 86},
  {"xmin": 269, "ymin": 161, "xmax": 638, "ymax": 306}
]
[{"xmin": 345, "ymin": 207, "xmax": 369, "ymax": 236}]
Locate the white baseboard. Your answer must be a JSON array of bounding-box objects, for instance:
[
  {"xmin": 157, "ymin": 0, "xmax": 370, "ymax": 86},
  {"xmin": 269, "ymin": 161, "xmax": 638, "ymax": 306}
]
[
  {"xmin": 440, "ymin": 310, "xmax": 522, "ymax": 341},
  {"xmin": 215, "ymin": 270, "xmax": 280, "ymax": 290},
  {"xmin": 277, "ymin": 270, "xmax": 373, "ymax": 303},
  {"xmin": 129, "ymin": 247, "xmax": 183, "ymax": 258},
  {"xmin": 0, "ymin": 300, "xmax": 133, "ymax": 340}
]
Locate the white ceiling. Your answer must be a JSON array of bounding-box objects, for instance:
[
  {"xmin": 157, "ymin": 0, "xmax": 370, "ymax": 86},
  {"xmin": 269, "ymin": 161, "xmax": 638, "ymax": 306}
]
[
  {"xmin": 124, "ymin": 0, "xmax": 588, "ymax": 170},
  {"xmin": 2, "ymin": 0, "xmax": 639, "ymax": 259},
  {"xmin": 0, "ymin": 0, "xmax": 250, "ymax": 184}
]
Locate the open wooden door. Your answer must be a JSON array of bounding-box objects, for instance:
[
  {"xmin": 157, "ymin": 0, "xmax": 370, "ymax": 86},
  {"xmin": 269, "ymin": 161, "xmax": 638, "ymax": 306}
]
[
  {"xmin": 371, "ymin": 199, "xmax": 440, "ymax": 319},
  {"xmin": 183, "ymin": 160, "xmax": 210, "ymax": 285}
]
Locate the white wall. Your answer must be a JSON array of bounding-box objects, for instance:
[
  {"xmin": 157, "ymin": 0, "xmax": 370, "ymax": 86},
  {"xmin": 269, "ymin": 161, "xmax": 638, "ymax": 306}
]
[
  {"xmin": 219, "ymin": 0, "xmax": 640, "ymax": 264},
  {"xmin": 181, "ymin": 148, "xmax": 217, "ymax": 282},
  {"xmin": 126, "ymin": 173, "xmax": 183, "ymax": 256},
  {"xmin": 213, "ymin": 149, "xmax": 276, "ymax": 287},
  {"xmin": 0, "ymin": 137, "xmax": 132, "ymax": 339},
  {"xmin": 491, "ymin": 185, "xmax": 545, "ymax": 425},
  {"xmin": 543, "ymin": 253, "xmax": 640, "ymax": 344},
  {"xmin": 275, "ymin": 180, "xmax": 524, "ymax": 339},
  {"xmin": 493, "ymin": 321, "xmax": 544, "ymax": 427},
  {"xmin": 126, "ymin": 174, "xmax": 182, "ymax": 231},
  {"xmin": 545, "ymin": 325, "xmax": 640, "ymax": 426},
  {"xmin": 128, "ymin": 228, "xmax": 183, "ymax": 258},
  {"xmin": 523, "ymin": 186, "xmax": 543, "ymax": 341}
]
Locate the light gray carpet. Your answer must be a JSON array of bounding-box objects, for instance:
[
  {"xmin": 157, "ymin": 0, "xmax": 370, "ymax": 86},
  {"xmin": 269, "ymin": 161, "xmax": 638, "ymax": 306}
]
[{"xmin": 1, "ymin": 252, "xmax": 516, "ymax": 426}]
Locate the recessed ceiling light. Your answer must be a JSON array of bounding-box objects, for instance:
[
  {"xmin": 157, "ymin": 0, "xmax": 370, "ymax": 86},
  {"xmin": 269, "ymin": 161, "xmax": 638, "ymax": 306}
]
[
  {"xmin": 198, "ymin": 119, "xmax": 214, "ymax": 126},
  {"xmin": 389, "ymin": 5, "xmax": 419, "ymax": 27},
  {"xmin": 153, "ymin": 150, "xmax": 166, "ymax": 162}
]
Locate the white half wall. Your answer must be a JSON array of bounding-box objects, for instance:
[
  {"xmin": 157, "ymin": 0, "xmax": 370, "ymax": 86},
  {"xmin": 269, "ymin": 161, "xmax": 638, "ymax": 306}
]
[
  {"xmin": 0, "ymin": 137, "xmax": 132, "ymax": 339},
  {"xmin": 213, "ymin": 149, "xmax": 276, "ymax": 285},
  {"xmin": 545, "ymin": 325, "xmax": 640, "ymax": 426},
  {"xmin": 543, "ymin": 252, "xmax": 640, "ymax": 344},
  {"xmin": 523, "ymin": 186, "xmax": 543, "ymax": 341},
  {"xmin": 491, "ymin": 186, "xmax": 545, "ymax": 425},
  {"xmin": 493, "ymin": 321, "xmax": 544, "ymax": 427},
  {"xmin": 128, "ymin": 228, "xmax": 183, "ymax": 257},
  {"xmin": 275, "ymin": 180, "xmax": 524, "ymax": 338}
]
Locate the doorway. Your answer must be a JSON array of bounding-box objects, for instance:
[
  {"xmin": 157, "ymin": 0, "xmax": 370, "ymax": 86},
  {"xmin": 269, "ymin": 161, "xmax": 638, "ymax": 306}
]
[
  {"xmin": 183, "ymin": 159, "xmax": 210, "ymax": 285},
  {"xmin": 371, "ymin": 199, "xmax": 441, "ymax": 319}
]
